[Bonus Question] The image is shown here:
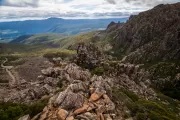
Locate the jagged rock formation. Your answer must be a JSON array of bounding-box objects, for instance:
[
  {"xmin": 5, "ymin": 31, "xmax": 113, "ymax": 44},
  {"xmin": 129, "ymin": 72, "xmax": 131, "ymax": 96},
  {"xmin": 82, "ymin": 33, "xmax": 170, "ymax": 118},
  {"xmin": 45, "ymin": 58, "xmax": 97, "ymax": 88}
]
[
  {"xmin": 32, "ymin": 63, "xmax": 116, "ymax": 120},
  {"xmin": 107, "ymin": 3, "xmax": 180, "ymax": 63},
  {"xmin": 74, "ymin": 43, "xmax": 105, "ymax": 69},
  {"xmin": 100, "ymin": 3, "xmax": 180, "ymax": 97},
  {"xmin": 106, "ymin": 22, "xmax": 123, "ymax": 33},
  {"xmin": 30, "ymin": 51, "xmax": 156, "ymax": 120},
  {"xmin": 100, "ymin": 62, "xmax": 155, "ymax": 99}
]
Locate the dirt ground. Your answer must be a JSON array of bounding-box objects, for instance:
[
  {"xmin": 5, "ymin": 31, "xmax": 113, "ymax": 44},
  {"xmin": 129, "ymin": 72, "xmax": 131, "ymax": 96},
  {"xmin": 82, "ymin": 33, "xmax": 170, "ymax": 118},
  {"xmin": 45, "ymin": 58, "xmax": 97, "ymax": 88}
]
[
  {"xmin": 14, "ymin": 56, "xmax": 52, "ymax": 82},
  {"xmin": 0, "ymin": 68, "xmax": 10, "ymax": 84}
]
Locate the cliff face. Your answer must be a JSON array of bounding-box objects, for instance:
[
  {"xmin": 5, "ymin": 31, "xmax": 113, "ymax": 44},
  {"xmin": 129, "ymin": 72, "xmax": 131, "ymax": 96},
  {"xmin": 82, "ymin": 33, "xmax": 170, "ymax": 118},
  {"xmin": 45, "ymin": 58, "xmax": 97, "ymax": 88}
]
[{"xmin": 111, "ymin": 3, "xmax": 180, "ymax": 63}]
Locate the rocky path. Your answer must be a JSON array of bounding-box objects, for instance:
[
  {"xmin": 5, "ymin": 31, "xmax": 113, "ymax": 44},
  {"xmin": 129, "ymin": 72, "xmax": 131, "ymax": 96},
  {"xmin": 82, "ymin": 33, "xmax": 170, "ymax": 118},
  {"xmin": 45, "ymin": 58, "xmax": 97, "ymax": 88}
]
[{"xmin": 1, "ymin": 58, "xmax": 16, "ymax": 86}]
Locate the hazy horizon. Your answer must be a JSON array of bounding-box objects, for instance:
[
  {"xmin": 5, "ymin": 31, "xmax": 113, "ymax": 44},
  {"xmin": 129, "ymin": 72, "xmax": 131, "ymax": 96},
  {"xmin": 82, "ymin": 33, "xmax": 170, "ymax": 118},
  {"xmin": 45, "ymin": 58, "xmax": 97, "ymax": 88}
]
[{"xmin": 0, "ymin": 16, "xmax": 129, "ymax": 22}]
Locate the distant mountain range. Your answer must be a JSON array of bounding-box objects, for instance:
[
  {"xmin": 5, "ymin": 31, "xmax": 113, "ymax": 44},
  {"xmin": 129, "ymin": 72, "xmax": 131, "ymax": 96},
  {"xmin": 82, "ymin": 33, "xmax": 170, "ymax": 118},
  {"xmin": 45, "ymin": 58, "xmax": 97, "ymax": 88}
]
[{"xmin": 0, "ymin": 17, "xmax": 128, "ymax": 40}]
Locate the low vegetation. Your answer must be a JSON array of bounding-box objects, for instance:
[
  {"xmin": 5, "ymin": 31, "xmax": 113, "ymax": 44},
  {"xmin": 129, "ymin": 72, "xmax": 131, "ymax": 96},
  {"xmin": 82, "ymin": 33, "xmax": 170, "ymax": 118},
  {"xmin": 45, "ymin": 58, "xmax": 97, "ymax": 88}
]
[
  {"xmin": 141, "ymin": 61, "xmax": 180, "ymax": 100},
  {"xmin": 43, "ymin": 49, "xmax": 76, "ymax": 61},
  {"xmin": 128, "ymin": 99, "xmax": 178, "ymax": 120},
  {"xmin": 57, "ymin": 77, "xmax": 63, "ymax": 89},
  {"xmin": 0, "ymin": 99, "xmax": 48, "ymax": 120},
  {"xmin": 112, "ymin": 88, "xmax": 180, "ymax": 120},
  {"xmin": 90, "ymin": 67, "xmax": 105, "ymax": 76}
]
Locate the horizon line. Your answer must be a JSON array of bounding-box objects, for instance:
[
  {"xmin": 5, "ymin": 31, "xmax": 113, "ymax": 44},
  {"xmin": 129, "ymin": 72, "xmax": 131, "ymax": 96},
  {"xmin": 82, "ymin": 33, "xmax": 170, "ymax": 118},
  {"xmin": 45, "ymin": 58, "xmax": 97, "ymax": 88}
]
[{"xmin": 0, "ymin": 16, "xmax": 130, "ymax": 22}]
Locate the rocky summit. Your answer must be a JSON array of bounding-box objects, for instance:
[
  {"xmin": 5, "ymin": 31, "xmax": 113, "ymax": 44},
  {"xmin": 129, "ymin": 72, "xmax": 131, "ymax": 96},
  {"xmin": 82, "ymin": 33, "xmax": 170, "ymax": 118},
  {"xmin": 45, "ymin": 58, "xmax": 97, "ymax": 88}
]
[
  {"xmin": 16, "ymin": 44, "xmax": 154, "ymax": 120},
  {"xmin": 1, "ymin": 2, "xmax": 180, "ymax": 120}
]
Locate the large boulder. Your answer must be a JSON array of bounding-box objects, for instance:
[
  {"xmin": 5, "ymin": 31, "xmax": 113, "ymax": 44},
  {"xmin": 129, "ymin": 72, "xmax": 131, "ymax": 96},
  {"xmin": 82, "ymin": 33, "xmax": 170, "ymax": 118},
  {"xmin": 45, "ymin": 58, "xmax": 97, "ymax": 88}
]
[
  {"xmin": 63, "ymin": 63, "xmax": 91, "ymax": 82},
  {"xmin": 54, "ymin": 90, "xmax": 85, "ymax": 110}
]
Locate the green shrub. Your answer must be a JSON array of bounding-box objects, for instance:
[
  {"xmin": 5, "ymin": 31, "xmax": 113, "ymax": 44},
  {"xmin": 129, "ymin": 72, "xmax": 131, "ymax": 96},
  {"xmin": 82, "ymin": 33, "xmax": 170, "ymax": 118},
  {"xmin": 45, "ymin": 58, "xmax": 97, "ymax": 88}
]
[
  {"xmin": 0, "ymin": 100, "xmax": 48, "ymax": 120},
  {"xmin": 120, "ymin": 88, "xmax": 139, "ymax": 102},
  {"xmin": 91, "ymin": 67, "xmax": 105, "ymax": 76},
  {"xmin": 136, "ymin": 113, "xmax": 148, "ymax": 120},
  {"xmin": 6, "ymin": 106, "xmax": 23, "ymax": 119},
  {"xmin": 0, "ymin": 110, "xmax": 8, "ymax": 120},
  {"xmin": 57, "ymin": 79, "xmax": 63, "ymax": 88},
  {"xmin": 28, "ymin": 101, "xmax": 47, "ymax": 117},
  {"xmin": 146, "ymin": 61, "xmax": 180, "ymax": 100},
  {"xmin": 127, "ymin": 99, "xmax": 178, "ymax": 120},
  {"xmin": 149, "ymin": 111, "xmax": 173, "ymax": 120}
]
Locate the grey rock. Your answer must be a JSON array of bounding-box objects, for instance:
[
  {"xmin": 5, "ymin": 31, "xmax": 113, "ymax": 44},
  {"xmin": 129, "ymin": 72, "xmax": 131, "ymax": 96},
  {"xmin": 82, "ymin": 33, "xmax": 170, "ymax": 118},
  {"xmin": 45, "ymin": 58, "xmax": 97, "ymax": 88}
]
[{"xmin": 18, "ymin": 115, "xmax": 30, "ymax": 120}]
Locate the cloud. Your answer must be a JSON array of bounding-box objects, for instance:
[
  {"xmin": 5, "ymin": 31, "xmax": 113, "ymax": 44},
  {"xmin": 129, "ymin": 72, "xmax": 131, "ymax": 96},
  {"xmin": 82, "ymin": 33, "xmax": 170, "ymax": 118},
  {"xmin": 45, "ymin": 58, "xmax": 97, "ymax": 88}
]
[
  {"xmin": 106, "ymin": 0, "xmax": 179, "ymax": 7},
  {"xmin": 0, "ymin": 0, "xmax": 179, "ymax": 21},
  {"xmin": 1, "ymin": 0, "xmax": 39, "ymax": 7},
  {"xmin": 106, "ymin": 0, "xmax": 116, "ymax": 4},
  {"xmin": 0, "ymin": 29, "xmax": 19, "ymax": 35}
]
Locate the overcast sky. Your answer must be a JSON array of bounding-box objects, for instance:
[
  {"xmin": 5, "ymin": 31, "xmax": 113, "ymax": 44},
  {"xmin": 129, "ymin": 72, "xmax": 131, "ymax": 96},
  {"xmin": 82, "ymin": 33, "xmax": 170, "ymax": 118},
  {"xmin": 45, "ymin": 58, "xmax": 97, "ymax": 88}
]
[{"xmin": 0, "ymin": 0, "xmax": 180, "ymax": 21}]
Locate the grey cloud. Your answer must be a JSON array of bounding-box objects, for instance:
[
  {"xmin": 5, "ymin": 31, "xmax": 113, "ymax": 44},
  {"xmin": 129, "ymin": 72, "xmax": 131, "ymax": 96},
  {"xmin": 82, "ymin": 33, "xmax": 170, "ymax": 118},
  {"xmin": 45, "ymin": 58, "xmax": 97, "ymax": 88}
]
[
  {"xmin": 1, "ymin": 0, "xmax": 39, "ymax": 7},
  {"xmin": 93, "ymin": 11, "xmax": 135, "ymax": 17},
  {"xmin": 105, "ymin": 0, "xmax": 178, "ymax": 7},
  {"xmin": 125, "ymin": 0, "xmax": 178, "ymax": 7},
  {"xmin": 105, "ymin": 0, "xmax": 116, "ymax": 4},
  {"xmin": 0, "ymin": 9, "xmax": 90, "ymax": 20}
]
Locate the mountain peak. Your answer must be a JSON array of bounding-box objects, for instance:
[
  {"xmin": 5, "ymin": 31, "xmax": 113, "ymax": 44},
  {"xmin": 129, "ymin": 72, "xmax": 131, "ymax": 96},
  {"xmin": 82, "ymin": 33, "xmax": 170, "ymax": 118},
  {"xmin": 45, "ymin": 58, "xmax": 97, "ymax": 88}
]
[{"xmin": 47, "ymin": 17, "xmax": 64, "ymax": 21}]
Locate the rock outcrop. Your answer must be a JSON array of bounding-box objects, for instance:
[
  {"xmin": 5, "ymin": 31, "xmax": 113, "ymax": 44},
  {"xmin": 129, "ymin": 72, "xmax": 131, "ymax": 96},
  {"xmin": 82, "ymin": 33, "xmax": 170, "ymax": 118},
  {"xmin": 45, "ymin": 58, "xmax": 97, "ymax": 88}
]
[
  {"xmin": 106, "ymin": 21, "xmax": 123, "ymax": 33},
  {"xmin": 107, "ymin": 3, "xmax": 180, "ymax": 63},
  {"xmin": 74, "ymin": 43, "xmax": 105, "ymax": 69},
  {"xmin": 31, "ymin": 54, "xmax": 156, "ymax": 120},
  {"xmin": 33, "ymin": 63, "xmax": 116, "ymax": 120}
]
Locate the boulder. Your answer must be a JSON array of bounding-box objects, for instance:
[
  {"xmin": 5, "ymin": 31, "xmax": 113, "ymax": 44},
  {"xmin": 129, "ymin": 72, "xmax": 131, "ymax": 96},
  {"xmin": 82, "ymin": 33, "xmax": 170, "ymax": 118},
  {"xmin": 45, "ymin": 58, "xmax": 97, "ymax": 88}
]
[
  {"xmin": 69, "ymin": 82, "xmax": 89, "ymax": 93},
  {"xmin": 83, "ymin": 112, "xmax": 97, "ymax": 120},
  {"xmin": 66, "ymin": 116, "xmax": 74, "ymax": 120},
  {"xmin": 18, "ymin": 115, "xmax": 30, "ymax": 120},
  {"xmin": 57, "ymin": 108, "xmax": 68, "ymax": 120},
  {"xmin": 64, "ymin": 63, "xmax": 91, "ymax": 82},
  {"xmin": 54, "ymin": 91, "xmax": 84, "ymax": 110},
  {"xmin": 53, "ymin": 57, "xmax": 62, "ymax": 64},
  {"xmin": 89, "ymin": 92, "xmax": 103, "ymax": 102},
  {"xmin": 73, "ymin": 104, "xmax": 89, "ymax": 115},
  {"xmin": 41, "ymin": 67, "xmax": 55, "ymax": 76}
]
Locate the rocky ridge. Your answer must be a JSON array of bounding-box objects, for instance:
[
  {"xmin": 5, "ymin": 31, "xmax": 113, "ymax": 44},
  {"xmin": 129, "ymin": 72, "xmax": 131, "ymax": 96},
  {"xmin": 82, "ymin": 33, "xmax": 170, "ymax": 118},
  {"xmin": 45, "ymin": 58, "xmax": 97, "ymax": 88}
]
[
  {"xmin": 106, "ymin": 3, "xmax": 180, "ymax": 63},
  {"xmin": 18, "ymin": 44, "xmax": 156, "ymax": 120}
]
